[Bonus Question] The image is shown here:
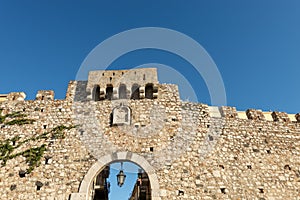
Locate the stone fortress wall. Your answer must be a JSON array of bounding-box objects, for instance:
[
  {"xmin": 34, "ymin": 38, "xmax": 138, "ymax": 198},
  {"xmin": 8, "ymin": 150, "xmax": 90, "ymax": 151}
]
[{"xmin": 0, "ymin": 68, "xmax": 299, "ymax": 200}]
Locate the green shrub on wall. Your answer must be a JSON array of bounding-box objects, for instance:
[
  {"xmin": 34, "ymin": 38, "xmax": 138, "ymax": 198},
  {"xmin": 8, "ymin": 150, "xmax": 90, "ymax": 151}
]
[{"xmin": 0, "ymin": 110, "xmax": 77, "ymax": 173}]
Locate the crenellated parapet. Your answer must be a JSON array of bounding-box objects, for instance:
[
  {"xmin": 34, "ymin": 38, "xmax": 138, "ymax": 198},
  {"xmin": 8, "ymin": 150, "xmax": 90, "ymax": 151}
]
[{"xmin": 209, "ymin": 106, "xmax": 300, "ymax": 123}]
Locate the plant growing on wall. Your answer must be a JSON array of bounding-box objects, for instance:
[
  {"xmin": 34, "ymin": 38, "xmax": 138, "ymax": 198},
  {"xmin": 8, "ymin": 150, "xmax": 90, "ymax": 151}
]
[
  {"xmin": 0, "ymin": 110, "xmax": 77, "ymax": 173},
  {"xmin": 0, "ymin": 111, "xmax": 34, "ymax": 125}
]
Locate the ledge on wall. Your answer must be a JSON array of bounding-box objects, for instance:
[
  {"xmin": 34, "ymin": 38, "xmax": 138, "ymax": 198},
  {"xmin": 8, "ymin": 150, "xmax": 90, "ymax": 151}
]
[{"xmin": 208, "ymin": 106, "xmax": 299, "ymax": 122}]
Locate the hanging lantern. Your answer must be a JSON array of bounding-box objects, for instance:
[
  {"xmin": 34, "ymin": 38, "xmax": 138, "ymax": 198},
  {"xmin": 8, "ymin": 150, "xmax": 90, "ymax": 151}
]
[{"xmin": 117, "ymin": 162, "xmax": 126, "ymax": 187}]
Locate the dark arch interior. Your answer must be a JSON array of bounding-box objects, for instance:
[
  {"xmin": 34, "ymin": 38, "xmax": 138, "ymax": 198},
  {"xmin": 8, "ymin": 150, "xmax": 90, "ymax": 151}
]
[
  {"xmin": 92, "ymin": 162, "xmax": 151, "ymax": 200},
  {"xmin": 106, "ymin": 85, "xmax": 113, "ymax": 100},
  {"xmin": 131, "ymin": 84, "xmax": 140, "ymax": 100},
  {"xmin": 145, "ymin": 84, "xmax": 153, "ymax": 99},
  {"xmin": 94, "ymin": 85, "xmax": 101, "ymax": 101},
  {"xmin": 119, "ymin": 84, "xmax": 127, "ymax": 99}
]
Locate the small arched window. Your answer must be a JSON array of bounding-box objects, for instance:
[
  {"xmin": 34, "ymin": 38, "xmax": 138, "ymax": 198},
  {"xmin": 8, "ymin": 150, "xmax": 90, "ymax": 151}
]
[
  {"xmin": 119, "ymin": 84, "xmax": 127, "ymax": 99},
  {"xmin": 106, "ymin": 85, "xmax": 113, "ymax": 100},
  {"xmin": 145, "ymin": 83, "xmax": 153, "ymax": 99},
  {"xmin": 93, "ymin": 85, "xmax": 101, "ymax": 101},
  {"xmin": 131, "ymin": 84, "xmax": 140, "ymax": 100}
]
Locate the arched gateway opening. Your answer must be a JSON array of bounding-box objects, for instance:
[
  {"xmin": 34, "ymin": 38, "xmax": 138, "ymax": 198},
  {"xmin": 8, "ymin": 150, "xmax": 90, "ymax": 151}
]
[
  {"xmin": 92, "ymin": 162, "xmax": 151, "ymax": 200},
  {"xmin": 70, "ymin": 152, "xmax": 161, "ymax": 200}
]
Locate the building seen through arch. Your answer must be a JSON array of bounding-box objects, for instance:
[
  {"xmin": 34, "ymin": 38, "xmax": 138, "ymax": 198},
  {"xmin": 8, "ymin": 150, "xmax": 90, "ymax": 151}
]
[
  {"xmin": 91, "ymin": 162, "xmax": 151, "ymax": 200},
  {"xmin": 129, "ymin": 169, "xmax": 151, "ymax": 200},
  {"xmin": 93, "ymin": 166, "xmax": 110, "ymax": 200}
]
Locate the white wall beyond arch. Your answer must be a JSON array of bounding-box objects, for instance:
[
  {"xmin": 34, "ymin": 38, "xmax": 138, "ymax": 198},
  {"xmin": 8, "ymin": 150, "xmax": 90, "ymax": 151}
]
[{"xmin": 70, "ymin": 152, "xmax": 161, "ymax": 200}]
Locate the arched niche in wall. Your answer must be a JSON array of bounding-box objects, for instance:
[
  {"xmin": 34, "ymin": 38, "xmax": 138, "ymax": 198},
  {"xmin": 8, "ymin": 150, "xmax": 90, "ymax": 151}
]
[
  {"xmin": 119, "ymin": 84, "xmax": 127, "ymax": 99},
  {"xmin": 112, "ymin": 104, "xmax": 130, "ymax": 125},
  {"xmin": 145, "ymin": 83, "xmax": 154, "ymax": 99},
  {"xmin": 93, "ymin": 85, "xmax": 101, "ymax": 101},
  {"xmin": 106, "ymin": 84, "xmax": 113, "ymax": 100}
]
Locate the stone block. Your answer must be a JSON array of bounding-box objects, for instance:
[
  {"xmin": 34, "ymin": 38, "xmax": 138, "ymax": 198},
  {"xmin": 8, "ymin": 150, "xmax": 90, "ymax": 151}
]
[
  {"xmin": 69, "ymin": 193, "xmax": 86, "ymax": 200},
  {"xmin": 271, "ymin": 111, "xmax": 290, "ymax": 122},
  {"xmin": 246, "ymin": 109, "xmax": 265, "ymax": 120},
  {"xmin": 220, "ymin": 106, "xmax": 238, "ymax": 118},
  {"xmin": 7, "ymin": 92, "xmax": 26, "ymax": 101},
  {"xmin": 36, "ymin": 90, "xmax": 54, "ymax": 100}
]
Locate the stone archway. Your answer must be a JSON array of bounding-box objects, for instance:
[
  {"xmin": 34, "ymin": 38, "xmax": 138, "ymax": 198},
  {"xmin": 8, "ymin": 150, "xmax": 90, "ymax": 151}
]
[{"xmin": 70, "ymin": 152, "xmax": 161, "ymax": 200}]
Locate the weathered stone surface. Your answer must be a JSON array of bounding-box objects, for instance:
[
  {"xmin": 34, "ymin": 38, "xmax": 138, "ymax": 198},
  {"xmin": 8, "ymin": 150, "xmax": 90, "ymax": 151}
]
[
  {"xmin": 246, "ymin": 109, "xmax": 266, "ymax": 120},
  {"xmin": 36, "ymin": 90, "xmax": 55, "ymax": 101},
  {"xmin": 271, "ymin": 111, "xmax": 290, "ymax": 122},
  {"xmin": 0, "ymin": 68, "xmax": 299, "ymax": 200},
  {"xmin": 220, "ymin": 106, "xmax": 238, "ymax": 118}
]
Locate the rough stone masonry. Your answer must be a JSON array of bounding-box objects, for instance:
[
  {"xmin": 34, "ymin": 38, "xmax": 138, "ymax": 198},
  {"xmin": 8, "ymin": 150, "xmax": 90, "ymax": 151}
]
[{"xmin": 0, "ymin": 68, "xmax": 299, "ymax": 200}]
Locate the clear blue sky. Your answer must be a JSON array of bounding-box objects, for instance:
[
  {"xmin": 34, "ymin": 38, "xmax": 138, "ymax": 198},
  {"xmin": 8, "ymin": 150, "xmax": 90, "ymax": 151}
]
[
  {"xmin": 108, "ymin": 162, "xmax": 139, "ymax": 200},
  {"xmin": 0, "ymin": 1, "xmax": 300, "ymax": 113}
]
